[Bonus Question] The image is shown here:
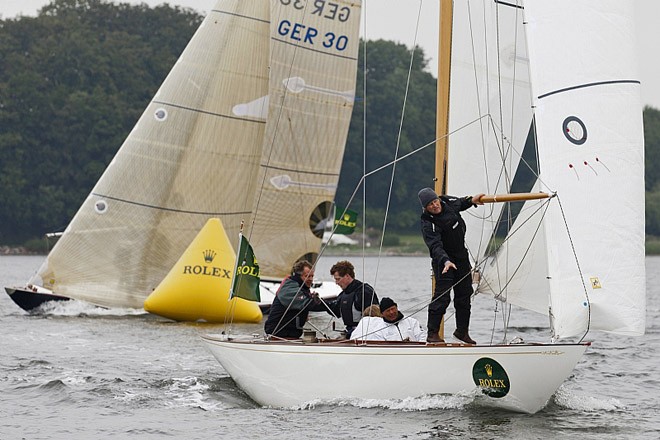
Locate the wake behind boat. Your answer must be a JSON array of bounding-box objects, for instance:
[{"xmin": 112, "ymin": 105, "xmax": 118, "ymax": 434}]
[
  {"xmin": 5, "ymin": 281, "xmax": 338, "ymax": 315},
  {"xmin": 4, "ymin": 285, "xmax": 70, "ymax": 311}
]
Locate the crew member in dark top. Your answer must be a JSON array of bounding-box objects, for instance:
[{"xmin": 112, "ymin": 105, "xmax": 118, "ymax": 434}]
[
  {"xmin": 264, "ymin": 260, "xmax": 325, "ymax": 338},
  {"xmin": 418, "ymin": 187, "xmax": 484, "ymax": 344},
  {"xmin": 327, "ymin": 260, "xmax": 379, "ymax": 338}
]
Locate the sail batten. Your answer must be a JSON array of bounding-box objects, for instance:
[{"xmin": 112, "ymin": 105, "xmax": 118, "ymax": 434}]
[{"xmin": 537, "ymin": 79, "xmax": 642, "ymax": 100}]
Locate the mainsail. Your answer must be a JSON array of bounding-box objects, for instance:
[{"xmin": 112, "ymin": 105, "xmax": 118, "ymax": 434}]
[
  {"xmin": 447, "ymin": 0, "xmax": 645, "ymax": 338},
  {"xmin": 26, "ymin": 0, "xmax": 360, "ymax": 309},
  {"xmin": 247, "ymin": 1, "xmax": 361, "ymax": 279}
]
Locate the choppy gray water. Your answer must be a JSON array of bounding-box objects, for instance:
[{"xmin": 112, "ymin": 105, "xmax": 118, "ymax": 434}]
[{"xmin": 1, "ymin": 255, "xmax": 659, "ymax": 439}]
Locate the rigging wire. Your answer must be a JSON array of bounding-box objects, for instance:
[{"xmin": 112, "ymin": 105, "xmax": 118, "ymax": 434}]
[
  {"xmin": 374, "ymin": 0, "xmax": 424, "ymax": 289},
  {"xmin": 360, "ymin": 0, "xmax": 370, "ymax": 335},
  {"xmin": 399, "ymin": 195, "xmax": 552, "ymax": 324},
  {"xmin": 556, "ymin": 195, "xmax": 592, "ymax": 343},
  {"xmin": 333, "ymin": 115, "xmax": 491, "ymax": 232},
  {"xmin": 479, "ymin": 196, "xmax": 553, "ymax": 341},
  {"xmin": 354, "ymin": 0, "xmax": 424, "ymax": 339},
  {"xmin": 268, "ymin": 0, "xmax": 589, "ymax": 344},
  {"xmin": 465, "ymin": 0, "xmax": 492, "ymax": 266},
  {"xmin": 445, "ymin": 0, "xmax": 535, "ymax": 342},
  {"xmin": 465, "ymin": 0, "xmax": 549, "ymax": 341},
  {"xmin": 486, "ymin": 1, "xmax": 514, "ymax": 327},
  {"xmin": 233, "ymin": 2, "xmax": 312, "ymax": 335},
  {"xmin": 269, "ymin": 0, "xmax": 375, "ymax": 339}
]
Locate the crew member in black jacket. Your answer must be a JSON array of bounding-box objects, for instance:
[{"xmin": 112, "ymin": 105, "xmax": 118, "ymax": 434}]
[
  {"xmin": 418, "ymin": 187, "xmax": 484, "ymax": 344},
  {"xmin": 328, "ymin": 260, "xmax": 379, "ymax": 338},
  {"xmin": 264, "ymin": 260, "xmax": 325, "ymax": 338}
]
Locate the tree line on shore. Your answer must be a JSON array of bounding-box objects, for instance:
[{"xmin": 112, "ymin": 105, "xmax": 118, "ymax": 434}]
[{"xmin": 1, "ymin": 0, "xmax": 658, "ymax": 249}]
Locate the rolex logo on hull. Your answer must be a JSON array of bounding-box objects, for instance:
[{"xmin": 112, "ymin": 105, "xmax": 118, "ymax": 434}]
[{"xmin": 472, "ymin": 357, "xmax": 510, "ymax": 398}]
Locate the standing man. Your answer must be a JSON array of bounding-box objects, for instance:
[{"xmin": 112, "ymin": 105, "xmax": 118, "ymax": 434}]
[
  {"xmin": 264, "ymin": 260, "xmax": 325, "ymax": 338},
  {"xmin": 418, "ymin": 187, "xmax": 484, "ymax": 344},
  {"xmin": 328, "ymin": 260, "xmax": 379, "ymax": 338}
]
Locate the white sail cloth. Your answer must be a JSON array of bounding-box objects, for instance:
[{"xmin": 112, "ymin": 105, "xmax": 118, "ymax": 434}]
[
  {"xmin": 447, "ymin": 0, "xmax": 645, "ymax": 338},
  {"xmin": 525, "ymin": 0, "xmax": 645, "ymax": 338}
]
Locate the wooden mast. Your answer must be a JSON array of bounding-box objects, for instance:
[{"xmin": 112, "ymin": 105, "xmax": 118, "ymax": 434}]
[
  {"xmin": 436, "ymin": 0, "xmax": 453, "ymax": 197},
  {"xmin": 433, "ymin": 0, "xmax": 453, "ymax": 341},
  {"xmin": 431, "ymin": 2, "xmax": 548, "ymax": 343}
]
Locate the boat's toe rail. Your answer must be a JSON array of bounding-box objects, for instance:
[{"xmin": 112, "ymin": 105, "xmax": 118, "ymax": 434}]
[{"xmin": 200, "ymin": 333, "xmax": 580, "ymax": 348}]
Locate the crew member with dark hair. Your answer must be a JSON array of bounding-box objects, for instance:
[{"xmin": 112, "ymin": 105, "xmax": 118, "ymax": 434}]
[
  {"xmin": 264, "ymin": 260, "xmax": 325, "ymax": 338},
  {"xmin": 327, "ymin": 260, "xmax": 379, "ymax": 338}
]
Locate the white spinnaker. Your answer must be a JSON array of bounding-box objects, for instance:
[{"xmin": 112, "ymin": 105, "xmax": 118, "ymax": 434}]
[
  {"xmin": 248, "ymin": 0, "xmax": 361, "ymax": 278},
  {"xmin": 31, "ymin": 1, "xmax": 270, "ymax": 308},
  {"xmin": 524, "ymin": 0, "xmax": 645, "ymax": 337},
  {"xmin": 447, "ymin": 0, "xmax": 551, "ymax": 312}
]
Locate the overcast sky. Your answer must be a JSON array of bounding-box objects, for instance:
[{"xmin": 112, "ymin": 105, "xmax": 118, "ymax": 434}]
[{"xmin": 2, "ymin": 0, "xmax": 659, "ymax": 109}]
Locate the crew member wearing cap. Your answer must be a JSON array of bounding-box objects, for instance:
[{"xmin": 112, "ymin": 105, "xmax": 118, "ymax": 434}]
[
  {"xmin": 379, "ymin": 297, "xmax": 426, "ymax": 342},
  {"xmin": 418, "ymin": 187, "xmax": 484, "ymax": 344}
]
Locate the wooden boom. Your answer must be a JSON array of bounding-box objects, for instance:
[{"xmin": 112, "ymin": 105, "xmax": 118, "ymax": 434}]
[{"xmin": 479, "ymin": 192, "xmax": 550, "ymax": 203}]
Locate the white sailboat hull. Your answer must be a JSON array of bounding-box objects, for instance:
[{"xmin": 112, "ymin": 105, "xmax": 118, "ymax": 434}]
[{"xmin": 201, "ymin": 335, "xmax": 588, "ymax": 413}]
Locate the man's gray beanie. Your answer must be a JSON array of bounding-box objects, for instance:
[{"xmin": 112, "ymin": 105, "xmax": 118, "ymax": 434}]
[{"xmin": 418, "ymin": 187, "xmax": 439, "ymax": 208}]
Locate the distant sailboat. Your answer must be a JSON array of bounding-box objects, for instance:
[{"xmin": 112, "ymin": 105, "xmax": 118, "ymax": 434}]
[
  {"xmin": 4, "ymin": 0, "xmax": 360, "ymax": 317},
  {"xmin": 203, "ymin": 0, "xmax": 646, "ymax": 413}
]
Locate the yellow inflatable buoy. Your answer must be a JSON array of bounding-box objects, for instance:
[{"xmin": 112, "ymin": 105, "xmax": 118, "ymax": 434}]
[{"xmin": 144, "ymin": 218, "xmax": 263, "ymax": 323}]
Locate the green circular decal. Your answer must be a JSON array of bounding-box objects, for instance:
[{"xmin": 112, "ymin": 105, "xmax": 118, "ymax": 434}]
[{"xmin": 472, "ymin": 357, "xmax": 510, "ymax": 398}]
